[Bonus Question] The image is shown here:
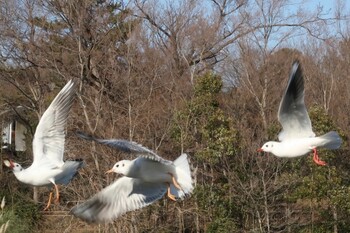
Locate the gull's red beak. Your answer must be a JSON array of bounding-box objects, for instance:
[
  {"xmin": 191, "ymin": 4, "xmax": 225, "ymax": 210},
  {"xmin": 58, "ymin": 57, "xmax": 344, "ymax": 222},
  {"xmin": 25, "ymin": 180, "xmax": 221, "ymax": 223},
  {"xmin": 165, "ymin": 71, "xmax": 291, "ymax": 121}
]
[
  {"xmin": 3, "ymin": 159, "xmax": 15, "ymax": 169},
  {"xmin": 257, "ymin": 148, "xmax": 264, "ymax": 152}
]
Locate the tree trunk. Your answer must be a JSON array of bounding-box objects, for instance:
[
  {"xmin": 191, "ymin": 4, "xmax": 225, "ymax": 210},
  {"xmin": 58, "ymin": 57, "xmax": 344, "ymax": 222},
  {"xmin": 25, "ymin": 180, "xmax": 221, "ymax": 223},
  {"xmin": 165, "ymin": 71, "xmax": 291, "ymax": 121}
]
[
  {"xmin": 333, "ymin": 205, "xmax": 338, "ymax": 233},
  {"xmin": 33, "ymin": 187, "xmax": 38, "ymax": 203}
]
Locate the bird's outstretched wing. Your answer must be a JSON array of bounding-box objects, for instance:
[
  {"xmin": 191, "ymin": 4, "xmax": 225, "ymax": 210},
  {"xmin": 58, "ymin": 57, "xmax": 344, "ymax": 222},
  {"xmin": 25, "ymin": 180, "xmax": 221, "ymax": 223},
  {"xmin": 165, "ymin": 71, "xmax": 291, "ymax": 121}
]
[
  {"xmin": 70, "ymin": 177, "xmax": 167, "ymax": 223},
  {"xmin": 76, "ymin": 131, "xmax": 172, "ymax": 165},
  {"xmin": 278, "ymin": 61, "xmax": 315, "ymax": 141},
  {"xmin": 32, "ymin": 80, "xmax": 77, "ymax": 166}
]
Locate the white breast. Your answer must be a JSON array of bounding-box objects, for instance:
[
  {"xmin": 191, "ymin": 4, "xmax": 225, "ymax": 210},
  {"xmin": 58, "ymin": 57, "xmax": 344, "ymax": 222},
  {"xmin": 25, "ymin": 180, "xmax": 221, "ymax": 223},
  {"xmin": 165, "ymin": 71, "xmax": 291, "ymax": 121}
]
[{"xmin": 272, "ymin": 137, "xmax": 321, "ymax": 157}]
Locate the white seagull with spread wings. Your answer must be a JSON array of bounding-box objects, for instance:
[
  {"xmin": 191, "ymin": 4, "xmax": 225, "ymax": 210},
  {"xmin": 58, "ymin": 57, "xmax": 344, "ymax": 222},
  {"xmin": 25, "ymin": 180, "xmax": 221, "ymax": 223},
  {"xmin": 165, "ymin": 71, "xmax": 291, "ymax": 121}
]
[
  {"xmin": 257, "ymin": 61, "xmax": 342, "ymax": 165},
  {"xmin": 4, "ymin": 80, "xmax": 84, "ymax": 210},
  {"xmin": 70, "ymin": 132, "xmax": 194, "ymax": 223}
]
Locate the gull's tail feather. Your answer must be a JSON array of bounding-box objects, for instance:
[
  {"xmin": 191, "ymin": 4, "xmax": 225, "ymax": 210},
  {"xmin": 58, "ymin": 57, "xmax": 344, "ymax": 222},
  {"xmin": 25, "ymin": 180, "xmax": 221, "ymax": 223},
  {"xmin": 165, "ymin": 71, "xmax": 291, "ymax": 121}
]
[
  {"xmin": 173, "ymin": 153, "xmax": 194, "ymax": 199},
  {"xmin": 56, "ymin": 159, "xmax": 85, "ymax": 185},
  {"xmin": 319, "ymin": 131, "xmax": 342, "ymax": 150}
]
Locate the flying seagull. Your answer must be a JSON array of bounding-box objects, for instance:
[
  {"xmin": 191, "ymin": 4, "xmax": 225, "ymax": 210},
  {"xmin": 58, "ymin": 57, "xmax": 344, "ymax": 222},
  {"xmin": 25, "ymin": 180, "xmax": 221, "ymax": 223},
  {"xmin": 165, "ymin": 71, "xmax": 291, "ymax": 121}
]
[
  {"xmin": 70, "ymin": 132, "xmax": 193, "ymax": 223},
  {"xmin": 3, "ymin": 80, "xmax": 84, "ymax": 210},
  {"xmin": 257, "ymin": 61, "xmax": 342, "ymax": 165}
]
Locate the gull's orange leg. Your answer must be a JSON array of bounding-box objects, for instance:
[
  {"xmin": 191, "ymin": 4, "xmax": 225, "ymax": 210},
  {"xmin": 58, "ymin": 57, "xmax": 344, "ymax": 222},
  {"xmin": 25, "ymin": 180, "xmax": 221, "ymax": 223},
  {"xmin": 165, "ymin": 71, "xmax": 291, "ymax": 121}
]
[
  {"xmin": 167, "ymin": 172, "xmax": 182, "ymax": 190},
  {"xmin": 312, "ymin": 148, "xmax": 326, "ymax": 166},
  {"xmin": 53, "ymin": 184, "xmax": 60, "ymax": 204},
  {"xmin": 43, "ymin": 192, "xmax": 53, "ymax": 211},
  {"xmin": 167, "ymin": 183, "xmax": 177, "ymax": 201}
]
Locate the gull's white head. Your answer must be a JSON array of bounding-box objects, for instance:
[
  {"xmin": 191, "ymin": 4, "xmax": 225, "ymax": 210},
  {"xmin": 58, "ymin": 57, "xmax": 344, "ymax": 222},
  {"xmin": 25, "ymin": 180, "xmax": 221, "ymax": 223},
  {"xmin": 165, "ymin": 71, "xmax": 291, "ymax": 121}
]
[
  {"xmin": 258, "ymin": 141, "xmax": 277, "ymax": 153},
  {"xmin": 105, "ymin": 160, "xmax": 132, "ymax": 175},
  {"xmin": 3, "ymin": 159, "xmax": 23, "ymax": 173}
]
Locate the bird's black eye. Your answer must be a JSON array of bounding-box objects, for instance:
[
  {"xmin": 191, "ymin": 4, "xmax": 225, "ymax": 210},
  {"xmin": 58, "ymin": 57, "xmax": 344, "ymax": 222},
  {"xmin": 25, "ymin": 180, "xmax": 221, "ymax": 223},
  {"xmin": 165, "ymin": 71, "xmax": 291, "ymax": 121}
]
[
  {"xmin": 266, "ymin": 145, "xmax": 269, "ymax": 148},
  {"xmin": 116, "ymin": 164, "xmax": 119, "ymax": 168},
  {"xmin": 16, "ymin": 164, "xmax": 19, "ymax": 167}
]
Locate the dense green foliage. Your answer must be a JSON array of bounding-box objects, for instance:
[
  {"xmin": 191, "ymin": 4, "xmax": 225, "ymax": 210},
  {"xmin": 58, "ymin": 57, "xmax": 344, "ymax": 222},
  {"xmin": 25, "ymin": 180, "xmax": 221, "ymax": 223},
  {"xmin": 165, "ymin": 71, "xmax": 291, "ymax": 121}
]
[
  {"xmin": 0, "ymin": 192, "xmax": 41, "ymax": 233},
  {"xmin": 172, "ymin": 72, "xmax": 241, "ymax": 231}
]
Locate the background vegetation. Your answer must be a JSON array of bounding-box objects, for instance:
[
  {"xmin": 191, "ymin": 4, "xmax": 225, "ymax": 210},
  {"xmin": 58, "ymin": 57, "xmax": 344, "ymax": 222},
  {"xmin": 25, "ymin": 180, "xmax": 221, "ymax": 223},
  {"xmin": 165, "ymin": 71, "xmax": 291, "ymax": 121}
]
[{"xmin": 0, "ymin": 0, "xmax": 349, "ymax": 232}]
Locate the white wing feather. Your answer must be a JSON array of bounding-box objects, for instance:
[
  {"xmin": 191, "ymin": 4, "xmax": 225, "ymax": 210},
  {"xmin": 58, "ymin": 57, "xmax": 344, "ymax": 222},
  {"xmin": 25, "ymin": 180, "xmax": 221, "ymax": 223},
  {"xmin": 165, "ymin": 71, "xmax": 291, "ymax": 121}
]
[
  {"xmin": 278, "ymin": 61, "xmax": 315, "ymax": 141},
  {"xmin": 70, "ymin": 177, "xmax": 167, "ymax": 223},
  {"xmin": 32, "ymin": 80, "xmax": 77, "ymax": 166}
]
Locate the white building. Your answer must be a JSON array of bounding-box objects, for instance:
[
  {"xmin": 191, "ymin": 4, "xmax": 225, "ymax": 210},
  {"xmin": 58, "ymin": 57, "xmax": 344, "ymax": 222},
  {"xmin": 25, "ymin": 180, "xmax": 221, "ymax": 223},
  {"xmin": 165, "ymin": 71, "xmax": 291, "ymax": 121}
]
[{"xmin": 1, "ymin": 121, "xmax": 27, "ymax": 151}]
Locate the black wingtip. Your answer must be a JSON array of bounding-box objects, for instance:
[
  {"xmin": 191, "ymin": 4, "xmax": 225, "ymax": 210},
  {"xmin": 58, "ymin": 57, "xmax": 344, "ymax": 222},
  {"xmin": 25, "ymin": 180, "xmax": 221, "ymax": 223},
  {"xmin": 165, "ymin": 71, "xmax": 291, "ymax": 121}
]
[
  {"xmin": 291, "ymin": 60, "xmax": 301, "ymax": 75},
  {"xmin": 292, "ymin": 59, "xmax": 300, "ymax": 66},
  {"xmin": 70, "ymin": 198, "xmax": 106, "ymax": 224},
  {"xmin": 76, "ymin": 131, "xmax": 95, "ymax": 141},
  {"xmin": 75, "ymin": 158, "xmax": 86, "ymax": 169},
  {"xmin": 289, "ymin": 60, "xmax": 303, "ymax": 83}
]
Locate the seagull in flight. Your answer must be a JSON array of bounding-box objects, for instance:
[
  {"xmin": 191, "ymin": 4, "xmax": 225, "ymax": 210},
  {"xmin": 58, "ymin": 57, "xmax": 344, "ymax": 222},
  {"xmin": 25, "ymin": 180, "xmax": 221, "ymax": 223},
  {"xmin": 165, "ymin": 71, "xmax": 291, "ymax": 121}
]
[
  {"xmin": 3, "ymin": 80, "xmax": 84, "ymax": 210},
  {"xmin": 257, "ymin": 61, "xmax": 342, "ymax": 165},
  {"xmin": 70, "ymin": 132, "xmax": 193, "ymax": 223}
]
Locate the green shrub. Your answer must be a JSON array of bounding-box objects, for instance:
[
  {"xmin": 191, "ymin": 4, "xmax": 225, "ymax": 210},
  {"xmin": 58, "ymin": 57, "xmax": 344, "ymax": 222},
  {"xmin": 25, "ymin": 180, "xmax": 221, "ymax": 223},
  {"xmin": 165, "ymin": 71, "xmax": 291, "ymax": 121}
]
[{"xmin": 0, "ymin": 193, "xmax": 41, "ymax": 233}]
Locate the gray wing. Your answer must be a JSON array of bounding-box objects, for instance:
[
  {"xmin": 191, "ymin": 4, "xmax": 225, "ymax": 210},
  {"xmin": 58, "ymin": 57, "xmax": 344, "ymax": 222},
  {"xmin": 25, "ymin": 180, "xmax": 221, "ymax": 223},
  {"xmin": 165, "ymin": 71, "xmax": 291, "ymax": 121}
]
[
  {"xmin": 70, "ymin": 177, "xmax": 167, "ymax": 223},
  {"xmin": 55, "ymin": 159, "xmax": 85, "ymax": 185},
  {"xmin": 277, "ymin": 61, "xmax": 315, "ymax": 141},
  {"xmin": 76, "ymin": 131, "xmax": 172, "ymax": 165},
  {"xmin": 32, "ymin": 80, "xmax": 77, "ymax": 166}
]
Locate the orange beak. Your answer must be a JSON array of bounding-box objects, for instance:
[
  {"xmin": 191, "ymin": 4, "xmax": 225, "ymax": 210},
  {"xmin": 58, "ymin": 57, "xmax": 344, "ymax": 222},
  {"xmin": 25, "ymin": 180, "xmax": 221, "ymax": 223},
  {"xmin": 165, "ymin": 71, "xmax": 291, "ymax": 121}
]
[
  {"xmin": 105, "ymin": 169, "xmax": 114, "ymax": 175},
  {"xmin": 257, "ymin": 148, "xmax": 264, "ymax": 152}
]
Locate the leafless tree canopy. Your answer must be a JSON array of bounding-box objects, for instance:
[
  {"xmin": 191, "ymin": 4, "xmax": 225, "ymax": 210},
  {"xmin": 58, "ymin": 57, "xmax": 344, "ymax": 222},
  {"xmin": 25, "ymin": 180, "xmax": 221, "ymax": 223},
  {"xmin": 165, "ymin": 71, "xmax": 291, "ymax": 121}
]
[{"xmin": 1, "ymin": 0, "xmax": 350, "ymax": 232}]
